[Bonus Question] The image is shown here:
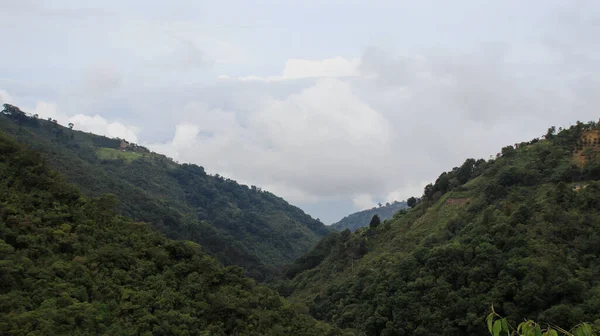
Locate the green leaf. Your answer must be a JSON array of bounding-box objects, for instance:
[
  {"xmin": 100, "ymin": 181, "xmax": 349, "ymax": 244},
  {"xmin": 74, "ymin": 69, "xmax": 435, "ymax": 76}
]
[
  {"xmin": 493, "ymin": 320, "xmax": 502, "ymax": 336},
  {"xmin": 487, "ymin": 313, "xmax": 495, "ymax": 334},
  {"xmin": 548, "ymin": 330, "xmax": 558, "ymax": 336},
  {"xmin": 582, "ymin": 324, "xmax": 593, "ymax": 336},
  {"xmin": 535, "ymin": 324, "xmax": 542, "ymax": 336},
  {"xmin": 573, "ymin": 324, "xmax": 594, "ymax": 336},
  {"xmin": 501, "ymin": 318, "xmax": 509, "ymax": 335},
  {"xmin": 518, "ymin": 322, "xmax": 527, "ymax": 333}
]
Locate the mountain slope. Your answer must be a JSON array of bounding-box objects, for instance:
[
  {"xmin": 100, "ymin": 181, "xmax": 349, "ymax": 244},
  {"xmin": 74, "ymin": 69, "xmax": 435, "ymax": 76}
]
[
  {"xmin": 284, "ymin": 123, "xmax": 600, "ymax": 335},
  {"xmin": 0, "ymin": 132, "xmax": 341, "ymax": 336},
  {"xmin": 0, "ymin": 105, "xmax": 330, "ymax": 280},
  {"xmin": 330, "ymin": 201, "xmax": 408, "ymax": 232}
]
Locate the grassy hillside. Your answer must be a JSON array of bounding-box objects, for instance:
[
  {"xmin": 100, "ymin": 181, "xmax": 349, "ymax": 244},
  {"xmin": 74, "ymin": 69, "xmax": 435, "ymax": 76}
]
[
  {"xmin": 330, "ymin": 201, "xmax": 408, "ymax": 232},
  {"xmin": 0, "ymin": 104, "xmax": 330, "ymax": 280},
  {"xmin": 283, "ymin": 123, "xmax": 600, "ymax": 335},
  {"xmin": 0, "ymin": 132, "xmax": 342, "ymax": 336}
]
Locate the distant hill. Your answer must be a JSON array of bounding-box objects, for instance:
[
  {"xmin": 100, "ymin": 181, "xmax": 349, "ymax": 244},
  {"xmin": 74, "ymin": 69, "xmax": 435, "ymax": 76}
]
[
  {"xmin": 284, "ymin": 122, "xmax": 600, "ymax": 335},
  {"xmin": 330, "ymin": 201, "xmax": 408, "ymax": 231},
  {"xmin": 0, "ymin": 104, "xmax": 331, "ymax": 280}
]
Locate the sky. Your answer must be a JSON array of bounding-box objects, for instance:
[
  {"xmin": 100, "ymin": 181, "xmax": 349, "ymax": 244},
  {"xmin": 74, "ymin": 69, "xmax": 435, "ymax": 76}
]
[{"xmin": 1, "ymin": 0, "xmax": 599, "ymax": 224}]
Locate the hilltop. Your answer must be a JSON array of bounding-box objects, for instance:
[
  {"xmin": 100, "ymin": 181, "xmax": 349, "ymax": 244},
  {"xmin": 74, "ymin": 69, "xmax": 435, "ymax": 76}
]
[
  {"xmin": 282, "ymin": 123, "xmax": 600, "ymax": 335},
  {"xmin": 330, "ymin": 201, "xmax": 408, "ymax": 232},
  {"xmin": 0, "ymin": 104, "xmax": 331, "ymax": 280}
]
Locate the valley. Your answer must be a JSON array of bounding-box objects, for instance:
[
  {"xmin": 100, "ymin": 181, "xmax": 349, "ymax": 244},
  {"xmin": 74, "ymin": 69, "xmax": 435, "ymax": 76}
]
[{"xmin": 2, "ymin": 104, "xmax": 599, "ymax": 335}]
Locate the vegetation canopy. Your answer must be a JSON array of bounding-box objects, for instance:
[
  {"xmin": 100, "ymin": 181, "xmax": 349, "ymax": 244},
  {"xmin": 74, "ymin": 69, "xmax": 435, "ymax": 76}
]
[
  {"xmin": 0, "ymin": 132, "xmax": 340, "ymax": 336},
  {"xmin": 283, "ymin": 122, "xmax": 600, "ymax": 335}
]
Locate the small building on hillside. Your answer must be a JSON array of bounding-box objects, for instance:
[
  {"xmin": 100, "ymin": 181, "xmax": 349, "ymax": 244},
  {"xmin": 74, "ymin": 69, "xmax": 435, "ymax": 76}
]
[{"xmin": 119, "ymin": 139, "xmax": 129, "ymax": 151}]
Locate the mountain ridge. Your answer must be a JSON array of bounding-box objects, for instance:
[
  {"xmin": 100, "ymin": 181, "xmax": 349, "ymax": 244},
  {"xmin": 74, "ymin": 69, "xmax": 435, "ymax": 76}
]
[
  {"xmin": 0, "ymin": 131, "xmax": 341, "ymax": 335},
  {"xmin": 0, "ymin": 104, "xmax": 331, "ymax": 280},
  {"xmin": 330, "ymin": 201, "xmax": 408, "ymax": 232}
]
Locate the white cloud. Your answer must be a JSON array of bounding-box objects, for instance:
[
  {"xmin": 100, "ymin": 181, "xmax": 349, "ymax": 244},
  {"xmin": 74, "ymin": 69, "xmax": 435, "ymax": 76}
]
[
  {"xmin": 282, "ymin": 57, "xmax": 359, "ymax": 79},
  {"xmin": 148, "ymin": 39, "xmax": 600, "ymax": 215},
  {"xmin": 0, "ymin": 90, "xmax": 12, "ymax": 105},
  {"xmin": 353, "ymin": 193, "xmax": 375, "ymax": 210},
  {"xmin": 3, "ymin": 0, "xmax": 600, "ymax": 222},
  {"xmin": 70, "ymin": 114, "xmax": 140, "ymax": 143},
  {"xmin": 385, "ymin": 181, "xmax": 431, "ymax": 204},
  {"xmin": 146, "ymin": 77, "xmax": 392, "ymax": 203},
  {"xmin": 83, "ymin": 62, "xmax": 122, "ymax": 93},
  {"xmin": 220, "ymin": 56, "xmax": 360, "ymax": 82},
  {"xmin": 4, "ymin": 97, "xmax": 141, "ymax": 144}
]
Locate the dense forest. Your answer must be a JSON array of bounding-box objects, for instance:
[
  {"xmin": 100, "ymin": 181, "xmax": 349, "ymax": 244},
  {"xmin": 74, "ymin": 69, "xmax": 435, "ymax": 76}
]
[
  {"xmin": 0, "ymin": 104, "xmax": 330, "ymax": 280},
  {"xmin": 331, "ymin": 201, "xmax": 408, "ymax": 232},
  {"xmin": 283, "ymin": 123, "xmax": 600, "ymax": 335},
  {"xmin": 2, "ymin": 103, "xmax": 599, "ymax": 335},
  {"xmin": 0, "ymin": 131, "xmax": 346, "ymax": 335}
]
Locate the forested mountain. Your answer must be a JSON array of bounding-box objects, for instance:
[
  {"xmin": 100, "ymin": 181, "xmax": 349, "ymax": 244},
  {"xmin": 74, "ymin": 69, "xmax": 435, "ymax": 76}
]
[
  {"xmin": 0, "ymin": 132, "xmax": 342, "ymax": 335},
  {"xmin": 0, "ymin": 104, "xmax": 330, "ymax": 280},
  {"xmin": 330, "ymin": 201, "xmax": 408, "ymax": 232},
  {"xmin": 282, "ymin": 123, "xmax": 600, "ymax": 335}
]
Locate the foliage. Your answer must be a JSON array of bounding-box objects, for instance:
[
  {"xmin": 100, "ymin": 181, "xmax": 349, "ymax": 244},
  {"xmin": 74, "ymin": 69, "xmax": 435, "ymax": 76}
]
[
  {"xmin": 487, "ymin": 307, "xmax": 596, "ymax": 336},
  {"xmin": 95, "ymin": 147, "xmax": 146, "ymax": 162},
  {"xmin": 0, "ymin": 133, "xmax": 341, "ymax": 336},
  {"xmin": 368, "ymin": 214, "xmax": 381, "ymax": 229},
  {"xmin": 331, "ymin": 201, "xmax": 408, "ymax": 232},
  {"xmin": 0, "ymin": 107, "xmax": 331, "ymax": 280},
  {"xmin": 286, "ymin": 122, "xmax": 600, "ymax": 335},
  {"xmin": 282, "ymin": 229, "xmax": 368, "ymax": 280}
]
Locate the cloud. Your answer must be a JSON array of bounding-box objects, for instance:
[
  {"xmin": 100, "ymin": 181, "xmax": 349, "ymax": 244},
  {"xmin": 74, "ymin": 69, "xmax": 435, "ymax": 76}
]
[
  {"xmin": 0, "ymin": 90, "xmax": 12, "ymax": 105},
  {"xmin": 1, "ymin": 92, "xmax": 140, "ymax": 143},
  {"xmin": 220, "ymin": 56, "xmax": 360, "ymax": 82},
  {"xmin": 282, "ymin": 57, "xmax": 359, "ymax": 79},
  {"xmin": 353, "ymin": 194, "xmax": 375, "ymax": 210},
  {"xmin": 146, "ymin": 77, "xmax": 392, "ymax": 203},
  {"xmin": 84, "ymin": 62, "xmax": 122, "ymax": 93},
  {"xmin": 147, "ymin": 37, "xmax": 600, "ymax": 215},
  {"xmin": 69, "ymin": 114, "xmax": 140, "ymax": 143},
  {"xmin": 3, "ymin": 0, "xmax": 600, "ymax": 222}
]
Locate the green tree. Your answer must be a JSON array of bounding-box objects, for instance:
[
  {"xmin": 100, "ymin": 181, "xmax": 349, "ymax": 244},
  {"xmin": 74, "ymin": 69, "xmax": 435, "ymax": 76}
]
[{"xmin": 369, "ymin": 214, "xmax": 380, "ymax": 229}]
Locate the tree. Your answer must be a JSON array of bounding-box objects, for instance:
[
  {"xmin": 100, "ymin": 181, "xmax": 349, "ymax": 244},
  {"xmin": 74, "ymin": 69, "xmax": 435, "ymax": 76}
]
[
  {"xmin": 369, "ymin": 214, "xmax": 381, "ymax": 229},
  {"xmin": 385, "ymin": 202, "xmax": 390, "ymax": 207},
  {"xmin": 68, "ymin": 122, "xmax": 74, "ymax": 129},
  {"xmin": 544, "ymin": 126, "xmax": 557, "ymax": 139},
  {"xmin": 377, "ymin": 202, "xmax": 383, "ymax": 208},
  {"xmin": 407, "ymin": 197, "xmax": 417, "ymax": 208},
  {"xmin": 2, "ymin": 103, "xmax": 23, "ymax": 115}
]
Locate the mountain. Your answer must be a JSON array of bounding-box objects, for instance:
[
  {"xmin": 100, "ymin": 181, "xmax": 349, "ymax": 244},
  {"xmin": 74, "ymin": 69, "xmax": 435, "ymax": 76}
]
[
  {"xmin": 0, "ymin": 131, "xmax": 341, "ymax": 335},
  {"xmin": 0, "ymin": 104, "xmax": 331, "ymax": 280},
  {"xmin": 282, "ymin": 123, "xmax": 600, "ymax": 335},
  {"xmin": 330, "ymin": 201, "xmax": 408, "ymax": 232}
]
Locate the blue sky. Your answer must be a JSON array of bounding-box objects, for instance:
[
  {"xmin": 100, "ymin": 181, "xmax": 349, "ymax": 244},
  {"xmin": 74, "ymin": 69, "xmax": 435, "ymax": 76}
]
[{"xmin": 1, "ymin": 0, "xmax": 599, "ymax": 223}]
